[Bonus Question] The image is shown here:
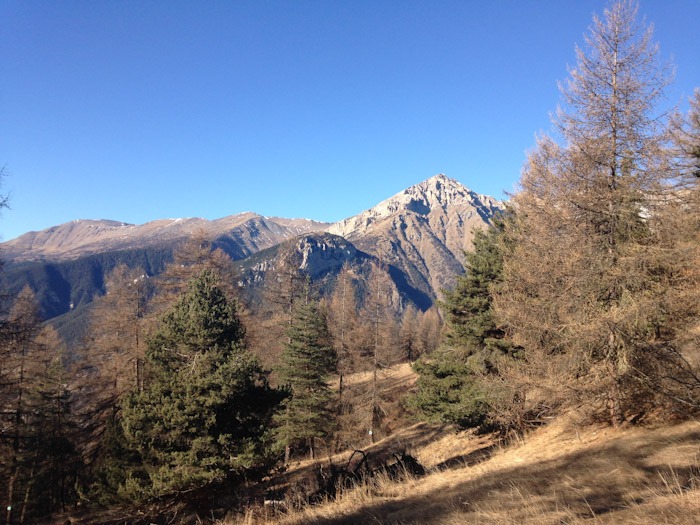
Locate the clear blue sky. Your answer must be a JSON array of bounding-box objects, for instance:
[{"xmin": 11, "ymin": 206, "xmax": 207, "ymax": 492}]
[{"xmin": 2, "ymin": 1, "xmax": 699, "ymax": 241}]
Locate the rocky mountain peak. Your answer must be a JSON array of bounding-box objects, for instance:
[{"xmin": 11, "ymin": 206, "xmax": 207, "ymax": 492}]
[
  {"xmin": 327, "ymin": 174, "xmax": 503, "ymax": 239},
  {"xmin": 404, "ymin": 174, "xmax": 482, "ymax": 212},
  {"xmin": 325, "ymin": 174, "xmax": 506, "ymax": 303}
]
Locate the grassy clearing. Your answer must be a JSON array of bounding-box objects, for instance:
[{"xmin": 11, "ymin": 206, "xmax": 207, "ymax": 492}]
[{"xmin": 228, "ymin": 412, "xmax": 700, "ymax": 524}]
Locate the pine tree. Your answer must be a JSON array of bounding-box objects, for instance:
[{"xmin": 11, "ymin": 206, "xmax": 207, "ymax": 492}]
[
  {"xmin": 120, "ymin": 270, "xmax": 280, "ymax": 499},
  {"xmin": 410, "ymin": 350, "xmax": 489, "ymax": 429},
  {"xmin": 409, "ymin": 220, "xmax": 511, "ymax": 429},
  {"xmin": 151, "ymin": 230, "xmax": 240, "ymax": 317},
  {"xmin": 441, "ymin": 219, "xmax": 513, "ymax": 362},
  {"xmin": 274, "ymin": 297, "xmax": 337, "ymax": 461}
]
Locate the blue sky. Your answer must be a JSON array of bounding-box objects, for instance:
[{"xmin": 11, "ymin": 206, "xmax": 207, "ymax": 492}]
[{"xmin": 2, "ymin": 1, "xmax": 699, "ymax": 241}]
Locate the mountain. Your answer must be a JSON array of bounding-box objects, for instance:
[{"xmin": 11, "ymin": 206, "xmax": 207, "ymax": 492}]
[
  {"xmin": 328, "ymin": 174, "xmax": 505, "ymax": 299},
  {"xmin": 236, "ymin": 232, "xmax": 370, "ymax": 308},
  {"xmin": 0, "ymin": 214, "xmax": 327, "ymax": 321},
  {"xmin": 236, "ymin": 231, "xmax": 431, "ymax": 313},
  {"xmin": 2, "ymin": 213, "xmax": 327, "ymax": 262},
  {"xmin": 0, "ymin": 175, "xmax": 505, "ymax": 325}
]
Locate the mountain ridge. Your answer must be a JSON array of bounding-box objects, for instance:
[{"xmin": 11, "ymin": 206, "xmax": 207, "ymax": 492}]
[
  {"xmin": 2, "ymin": 213, "xmax": 328, "ymax": 262},
  {"xmin": 1, "ymin": 175, "xmax": 506, "ymax": 323},
  {"xmin": 3, "ymin": 174, "xmax": 502, "ymax": 264}
]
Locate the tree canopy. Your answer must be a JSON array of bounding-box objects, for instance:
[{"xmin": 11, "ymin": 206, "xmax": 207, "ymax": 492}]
[
  {"xmin": 120, "ymin": 270, "xmax": 280, "ymax": 499},
  {"xmin": 410, "ymin": 219, "xmax": 512, "ymax": 429},
  {"xmin": 493, "ymin": 0, "xmax": 700, "ymax": 427},
  {"xmin": 274, "ymin": 296, "xmax": 337, "ymax": 460}
]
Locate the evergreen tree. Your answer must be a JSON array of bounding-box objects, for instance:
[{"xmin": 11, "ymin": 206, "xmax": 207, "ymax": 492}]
[
  {"xmin": 120, "ymin": 270, "xmax": 280, "ymax": 499},
  {"xmin": 441, "ymin": 218, "xmax": 513, "ymax": 362},
  {"xmin": 151, "ymin": 230, "xmax": 240, "ymax": 317},
  {"xmin": 410, "ymin": 349, "xmax": 489, "ymax": 429},
  {"xmin": 84, "ymin": 410, "xmax": 141, "ymax": 506},
  {"xmin": 275, "ymin": 297, "xmax": 337, "ymax": 461},
  {"xmin": 409, "ymin": 219, "xmax": 512, "ymax": 429}
]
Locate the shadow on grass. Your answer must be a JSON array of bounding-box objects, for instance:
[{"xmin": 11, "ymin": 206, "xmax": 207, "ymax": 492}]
[
  {"xmin": 433, "ymin": 443, "xmax": 498, "ymax": 471},
  {"xmin": 295, "ymin": 424, "xmax": 700, "ymax": 524},
  {"xmin": 267, "ymin": 422, "xmax": 446, "ymax": 498}
]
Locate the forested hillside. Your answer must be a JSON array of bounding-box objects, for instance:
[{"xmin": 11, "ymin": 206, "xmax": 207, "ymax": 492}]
[{"xmin": 0, "ymin": 175, "xmax": 502, "ymax": 346}]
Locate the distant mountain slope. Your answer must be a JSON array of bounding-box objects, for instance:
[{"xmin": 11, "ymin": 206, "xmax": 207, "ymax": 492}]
[
  {"xmin": 236, "ymin": 232, "xmax": 432, "ymax": 313},
  {"xmin": 1, "ymin": 245, "xmax": 173, "ymax": 320},
  {"xmin": 328, "ymin": 174, "xmax": 505, "ymax": 298},
  {"xmin": 1, "ymin": 174, "xmax": 505, "ymax": 326},
  {"xmin": 2, "ymin": 213, "xmax": 327, "ymax": 262},
  {"xmin": 0, "ymin": 214, "xmax": 327, "ymax": 321}
]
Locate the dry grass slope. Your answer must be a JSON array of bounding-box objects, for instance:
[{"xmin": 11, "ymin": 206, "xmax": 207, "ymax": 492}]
[{"xmin": 237, "ymin": 413, "xmax": 700, "ymax": 525}]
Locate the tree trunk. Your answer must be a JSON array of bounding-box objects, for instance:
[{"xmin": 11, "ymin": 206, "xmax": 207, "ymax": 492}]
[
  {"xmin": 6, "ymin": 468, "xmax": 17, "ymax": 525},
  {"xmin": 19, "ymin": 459, "xmax": 36, "ymax": 525}
]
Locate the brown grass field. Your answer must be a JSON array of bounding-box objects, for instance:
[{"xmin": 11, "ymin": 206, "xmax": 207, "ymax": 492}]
[{"xmin": 231, "ymin": 409, "xmax": 700, "ymax": 524}]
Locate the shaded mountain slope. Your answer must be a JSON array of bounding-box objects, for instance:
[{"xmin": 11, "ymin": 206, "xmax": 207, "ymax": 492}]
[{"xmin": 236, "ymin": 232, "xmax": 432, "ymax": 313}]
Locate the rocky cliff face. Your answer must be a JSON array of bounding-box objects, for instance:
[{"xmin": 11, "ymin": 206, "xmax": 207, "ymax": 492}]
[
  {"xmin": 236, "ymin": 232, "xmax": 418, "ymax": 313},
  {"xmin": 238, "ymin": 232, "xmax": 362, "ymax": 284},
  {"xmin": 328, "ymin": 174, "xmax": 505, "ymax": 298}
]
